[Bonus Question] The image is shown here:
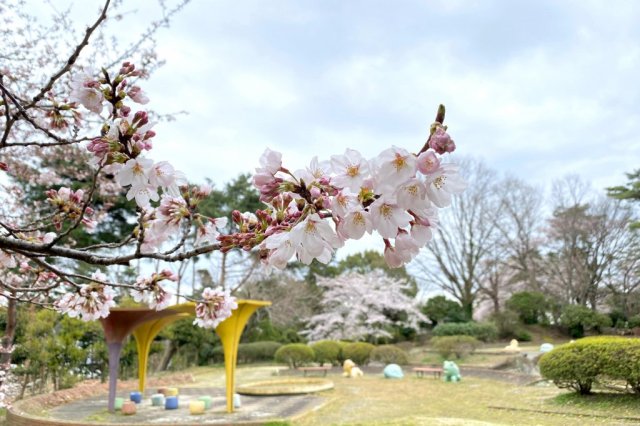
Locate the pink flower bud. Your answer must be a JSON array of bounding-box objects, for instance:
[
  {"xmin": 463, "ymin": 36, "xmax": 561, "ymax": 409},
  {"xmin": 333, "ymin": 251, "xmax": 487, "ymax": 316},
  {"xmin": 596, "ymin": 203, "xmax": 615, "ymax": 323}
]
[
  {"xmin": 429, "ymin": 127, "xmax": 456, "ymax": 154},
  {"xmin": 417, "ymin": 150, "xmax": 440, "ymax": 175},
  {"xmin": 310, "ymin": 187, "xmax": 321, "ymax": 198}
]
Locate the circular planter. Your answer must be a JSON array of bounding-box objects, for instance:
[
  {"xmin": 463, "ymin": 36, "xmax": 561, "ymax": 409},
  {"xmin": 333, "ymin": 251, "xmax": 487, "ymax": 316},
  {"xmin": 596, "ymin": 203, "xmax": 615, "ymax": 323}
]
[{"xmin": 236, "ymin": 378, "xmax": 334, "ymax": 396}]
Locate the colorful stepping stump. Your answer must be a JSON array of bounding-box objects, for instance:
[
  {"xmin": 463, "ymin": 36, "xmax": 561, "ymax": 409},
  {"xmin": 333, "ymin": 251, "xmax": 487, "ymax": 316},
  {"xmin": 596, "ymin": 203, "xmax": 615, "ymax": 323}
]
[
  {"xmin": 165, "ymin": 396, "xmax": 179, "ymax": 410},
  {"xmin": 233, "ymin": 393, "xmax": 241, "ymax": 409},
  {"xmin": 122, "ymin": 401, "xmax": 137, "ymax": 415},
  {"xmin": 129, "ymin": 391, "xmax": 142, "ymax": 403},
  {"xmin": 189, "ymin": 400, "xmax": 206, "ymax": 415},
  {"xmin": 165, "ymin": 387, "xmax": 179, "ymax": 397},
  {"xmin": 198, "ymin": 396, "xmax": 213, "ymax": 410},
  {"xmin": 114, "ymin": 397, "xmax": 124, "ymax": 411},
  {"xmin": 151, "ymin": 394, "xmax": 165, "ymax": 406}
]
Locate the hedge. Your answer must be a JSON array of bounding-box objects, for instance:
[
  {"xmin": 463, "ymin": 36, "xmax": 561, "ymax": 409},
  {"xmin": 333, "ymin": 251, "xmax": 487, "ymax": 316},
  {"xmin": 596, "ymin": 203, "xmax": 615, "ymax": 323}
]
[
  {"xmin": 310, "ymin": 340, "xmax": 342, "ymax": 365},
  {"xmin": 539, "ymin": 336, "xmax": 640, "ymax": 394},
  {"xmin": 274, "ymin": 343, "xmax": 315, "ymax": 368},
  {"xmin": 370, "ymin": 345, "xmax": 409, "ymax": 365},
  {"xmin": 432, "ymin": 322, "xmax": 498, "ymax": 342},
  {"xmin": 237, "ymin": 341, "xmax": 282, "ymax": 364},
  {"xmin": 431, "ymin": 335, "xmax": 480, "ymax": 359},
  {"xmin": 342, "ymin": 342, "xmax": 375, "ymax": 365}
]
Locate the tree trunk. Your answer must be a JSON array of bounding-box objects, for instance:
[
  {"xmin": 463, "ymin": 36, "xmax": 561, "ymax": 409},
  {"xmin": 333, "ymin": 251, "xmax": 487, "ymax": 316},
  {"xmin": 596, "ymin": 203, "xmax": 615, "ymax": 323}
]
[
  {"xmin": 158, "ymin": 340, "xmax": 178, "ymax": 371},
  {"xmin": 1, "ymin": 295, "xmax": 17, "ymax": 364}
]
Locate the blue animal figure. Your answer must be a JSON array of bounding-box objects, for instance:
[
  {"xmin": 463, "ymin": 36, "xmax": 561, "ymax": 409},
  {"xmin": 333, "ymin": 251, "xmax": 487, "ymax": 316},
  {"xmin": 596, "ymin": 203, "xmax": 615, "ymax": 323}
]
[{"xmin": 443, "ymin": 360, "xmax": 461, "ymax": 382}]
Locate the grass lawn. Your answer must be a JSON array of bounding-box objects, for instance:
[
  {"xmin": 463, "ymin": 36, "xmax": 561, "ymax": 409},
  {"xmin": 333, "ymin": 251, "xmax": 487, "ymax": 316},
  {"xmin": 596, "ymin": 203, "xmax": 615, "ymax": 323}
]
[
  {"xmin": 290, "ymin": 374, "xmax": 640, "ymax": 425},
  {"xmin": 170, "ymin": 365, "xmax": 640, "ymax": 425}
]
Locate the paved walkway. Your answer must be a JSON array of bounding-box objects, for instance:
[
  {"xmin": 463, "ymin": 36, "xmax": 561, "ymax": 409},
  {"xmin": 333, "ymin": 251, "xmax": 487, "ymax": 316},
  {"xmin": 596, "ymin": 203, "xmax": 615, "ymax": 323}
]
[{"xmin": 47, "ymin": 386, "xmax": 326, "ymax": 424}]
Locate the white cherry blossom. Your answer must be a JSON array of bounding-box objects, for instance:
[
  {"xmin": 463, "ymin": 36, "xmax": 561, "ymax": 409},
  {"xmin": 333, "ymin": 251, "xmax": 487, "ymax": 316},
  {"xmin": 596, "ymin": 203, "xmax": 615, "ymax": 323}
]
[
  {"xmin": 262, "ymin": 232, "xmax": 296, "ymax": 269},
  {"xmin": 117, "ymin": 157, "xmax": 154, "ymax": 187},
  {"xmin": 126, "ymin": 182, "xmax": 159, "ymax": 209},
  {"xmin": 289, "ymin": 213, "xmax": 342, "ymax": 263},
  {"xmin": 424, "ymin": 163, "xmax": 467, "ymax": 208},
  {"xmin": 338, "ymin": 209, "xmax": 372, "ymax": 240},
  {"xmin": 373, "ymin": 146, "xmax": 417, "ymax": 190},
  {"xmin": 395, "ymin": 178, "xmax": 429, "ymax": 211},
  {"xmin": 369, "ymin": 197, "xmax": 412, "ymax": 238},
  {"xmin": 330, "ymin": 149, "xmax": 370, "ymax": 191}
]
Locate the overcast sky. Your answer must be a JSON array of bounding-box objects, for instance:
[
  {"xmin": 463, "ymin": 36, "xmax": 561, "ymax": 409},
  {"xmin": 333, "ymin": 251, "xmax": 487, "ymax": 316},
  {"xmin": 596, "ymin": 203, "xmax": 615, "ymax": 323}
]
[
  {"xmin": 32, "ymin": 0, "xmax": 640, "ymax": 258},
  {"xmin": 114, "ymin": 0, "xmax": 640, "ymax": 192}
]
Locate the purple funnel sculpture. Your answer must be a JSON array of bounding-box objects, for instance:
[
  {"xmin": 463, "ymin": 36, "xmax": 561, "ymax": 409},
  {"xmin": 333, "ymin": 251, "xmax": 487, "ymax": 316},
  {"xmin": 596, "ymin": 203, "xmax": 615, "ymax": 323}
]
[{"xmin": 100, "ymin": 307, "xmax": 179, "ymax": 412}]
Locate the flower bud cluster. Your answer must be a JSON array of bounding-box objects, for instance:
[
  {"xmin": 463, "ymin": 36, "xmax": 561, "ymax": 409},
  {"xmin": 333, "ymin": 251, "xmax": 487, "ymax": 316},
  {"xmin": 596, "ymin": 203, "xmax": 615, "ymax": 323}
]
[
  {"xmin": 131, "ymin": 269, "xmax": 177, "ymax": 310},
  {"xmin": 54, "ymin": 271, "xmax": 116, "ymax": 321},
  {"xmin": 46, "ymin": 187, "xmax": 96, "ymax": 230},
  {"xmin": 193, "ymin": 287, "xmax": 238, "ymax": 329}
]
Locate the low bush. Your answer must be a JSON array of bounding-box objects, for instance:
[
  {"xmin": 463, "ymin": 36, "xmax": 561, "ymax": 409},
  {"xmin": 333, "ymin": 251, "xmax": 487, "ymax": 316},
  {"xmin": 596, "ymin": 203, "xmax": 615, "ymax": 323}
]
[
  {"xmin": 560, "ymin": 305, "xmax": 612, "ymax": 338},
  {"xmin": 432, "ymin": 322, "xmax": 498, "ymax": 342},
  {"xmin": 431, "ymin": 335, "xmax": 480, "ymax": 359},
  {"xmin": 370, "ymin": 345, "xmax": 409, "ymax": 365},
  {"xmin": 514, "ymin": 329, "xmax": 532, "ymax": 342},
  {"xmin": 274, "ymin": 344, "xmax": 315, "ymax": 368},
  {"xmin": 539, "ymin": 336, "xmax": 640, "ymax": 394},
  {"xmin": 342, "ymin": 342, "xmax": 375, "ymax": 365},
  {"xmin": 628, "ymin": 314, "xmax": 640, "ymax": 329},
  {"xmin": 237, "ymin": 341, "xmax": 282, "ymax": 364},
  {"xmin": 310, "ymin": 340, "xmax": 342, "ymax": 365}
]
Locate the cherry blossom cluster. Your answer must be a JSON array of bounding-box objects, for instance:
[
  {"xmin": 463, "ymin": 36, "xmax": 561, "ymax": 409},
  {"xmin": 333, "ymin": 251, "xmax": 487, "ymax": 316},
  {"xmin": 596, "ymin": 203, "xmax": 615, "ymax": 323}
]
[
  {"xmin": 243, "ymin": 128, "xmax": 465, "ymax": 269},
  {"xmin": 46, "ymin": 187, "xmax": 96, "ymax": 230},
  {"xmin": 193, "ymin": 287, "xmax": 238, "ymax": 329},
  {"xmin": 67, "ymin": 63, "xmax": 235, "ymax": 325},
  {"xmin": 131, "ymin": 269, "xmax": 177, "ymax": 310},
  {"xmin": 54, "ymin": 271, "xmax": 115, "ymax": 321}
]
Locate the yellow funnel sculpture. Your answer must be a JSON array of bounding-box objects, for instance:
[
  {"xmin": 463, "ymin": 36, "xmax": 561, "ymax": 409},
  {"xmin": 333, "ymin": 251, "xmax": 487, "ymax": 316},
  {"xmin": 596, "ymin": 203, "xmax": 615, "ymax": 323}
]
[
  {"xmin": 130, "ymin": 300, "xmax": 271, "ymax": 413},
  {"xmin": 213, "ymin": 300, "xmax": 271, "ymax": 413},
  {"xmin": 131, "ymin": 303, "xmax": 195, "ymax": 393}
]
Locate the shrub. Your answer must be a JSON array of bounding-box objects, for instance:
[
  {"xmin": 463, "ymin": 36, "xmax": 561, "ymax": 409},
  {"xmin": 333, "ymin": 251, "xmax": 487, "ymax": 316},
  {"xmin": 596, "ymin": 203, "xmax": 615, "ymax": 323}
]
[
  {"xmin": 506, "ymin": 291, "xmax": 548, "ymax": 324},
  {"xmin": 560, "ymin": 305, "xmax": 612, "ymax": 338},
  {"xmin": 628, "ymin": 314, "xmax": 640, "ymax": 329},
  {"xmin": 539, "ymin": 336, "xmax": 640, "ymax": 394},
  {"xmin": 514, "ymin": 329, "xmax": 532, "ymax": 342},
  {"xmin": 490, "ymin": 310, "xmax": 520, "ymax": 339},
  {"xmin": 274, "ymin": 344, "xmax": 315, "ymax": 368},
  {"xmin": 238, "ymin": 341, "xmax": 282, "ymax": 364},
  {"xmin": 431, "ymin": 335, "xmax": 480, "ymax": 359},
  {"xmin": 370, "ymin": 345, "xmax": 409, "ymax": 365},
  {"xmin": 432, "ymin": 322, "xmax": 498, "ymax": 342},
  {"xmin": 310, "ymin": 340, "xmax": 342, "ymax": 365},
  {"xmin": 421, "ymin": 296, "xmax": 467, "ymax": 326},
  {"xmin": 342, "ymin": 342, "xmax": 375, "ymax": 365}
]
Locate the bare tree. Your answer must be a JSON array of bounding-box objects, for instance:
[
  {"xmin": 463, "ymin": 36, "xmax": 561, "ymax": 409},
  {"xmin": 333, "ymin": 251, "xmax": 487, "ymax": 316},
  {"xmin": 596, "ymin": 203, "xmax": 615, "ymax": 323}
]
[
  {"xmin": 603, "ymin": 229, "xmax": 640, "ymax": 318},
  {"xmin": 545, "ymin": 178, "xmax": 636, "ymax": 308},
  {"xmin": 414, "ymin": 158, "xmax": 501, "ymax": 319},
  {"xmin": 492, "ymin": 177, "xmax": 545, "ymax": 292}
]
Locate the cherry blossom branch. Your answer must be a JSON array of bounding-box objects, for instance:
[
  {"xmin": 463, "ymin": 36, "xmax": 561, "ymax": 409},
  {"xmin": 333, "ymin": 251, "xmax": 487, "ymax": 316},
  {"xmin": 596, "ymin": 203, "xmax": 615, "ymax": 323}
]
[
  {"xmin": 22, "ymin": 0, "xmax": 111, "ymax": 112},
  {"xmin": 0, "ymin": 235, "xmax": 220, "ymax": 266},
  {"xmin": 418, "ymin": 104, "xmax": 446, "ymax": 155},
  {"xmin": 49, "ymin": 168, "xmax": 102, "ymax": 246}
]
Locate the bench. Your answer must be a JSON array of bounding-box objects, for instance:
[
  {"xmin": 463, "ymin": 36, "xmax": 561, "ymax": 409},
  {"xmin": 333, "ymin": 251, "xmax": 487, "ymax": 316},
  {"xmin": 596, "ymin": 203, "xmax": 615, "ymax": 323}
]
[
  {"xmin": 413, "ymin": 367, "xmax": 443, "ymax": 379},
  {"xmin": 297, "ymin": 366, "xmax": 331, "ymax": 377}
]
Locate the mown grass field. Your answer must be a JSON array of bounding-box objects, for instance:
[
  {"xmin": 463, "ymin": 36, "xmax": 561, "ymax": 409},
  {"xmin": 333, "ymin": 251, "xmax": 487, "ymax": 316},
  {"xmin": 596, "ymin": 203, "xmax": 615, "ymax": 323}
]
[{"xmin": 186, "ymin": 365, "xmax": 640, "ymax": 425}]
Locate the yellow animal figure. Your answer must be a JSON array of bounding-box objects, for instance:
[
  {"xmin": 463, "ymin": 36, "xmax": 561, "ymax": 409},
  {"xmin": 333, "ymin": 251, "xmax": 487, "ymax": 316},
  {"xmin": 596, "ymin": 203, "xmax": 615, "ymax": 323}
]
[
  {"xmin": 503, "ymin": 339, "xmax": 520, "ymax": 352},
  {"xmin": 350, "ymin": 366, "xmax": 364, "ymax": 377},
  {"xmin": 343, "ymin": 359, "xmax": 356, "ymax": 377}
]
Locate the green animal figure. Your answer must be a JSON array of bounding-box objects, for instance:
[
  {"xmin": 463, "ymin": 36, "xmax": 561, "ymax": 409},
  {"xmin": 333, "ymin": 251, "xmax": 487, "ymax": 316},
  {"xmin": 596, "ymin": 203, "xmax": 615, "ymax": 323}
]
[{"xmin": 443, "ymin": 360, "xmax": 461, "ymax": 382}]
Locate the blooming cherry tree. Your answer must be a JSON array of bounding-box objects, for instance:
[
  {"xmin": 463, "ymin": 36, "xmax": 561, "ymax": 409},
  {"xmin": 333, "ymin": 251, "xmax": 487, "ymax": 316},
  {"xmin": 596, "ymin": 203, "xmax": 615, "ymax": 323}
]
[{"xmin": 304, "ymin": 271, "xmax": 427, "ymax": 341}]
